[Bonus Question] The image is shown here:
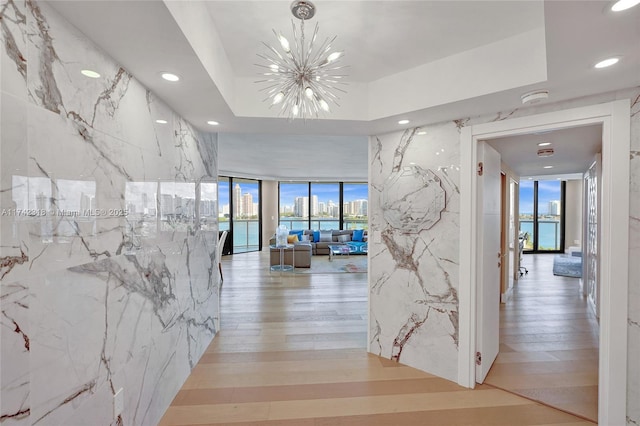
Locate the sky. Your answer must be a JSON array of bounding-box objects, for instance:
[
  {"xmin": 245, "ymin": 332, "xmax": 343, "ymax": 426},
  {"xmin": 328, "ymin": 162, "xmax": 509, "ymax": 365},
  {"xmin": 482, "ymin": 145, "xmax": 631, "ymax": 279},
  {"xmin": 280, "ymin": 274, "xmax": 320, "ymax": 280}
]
[{"xmin": 519, "ymin": 179, "xmax": 561, "ymax": 215}]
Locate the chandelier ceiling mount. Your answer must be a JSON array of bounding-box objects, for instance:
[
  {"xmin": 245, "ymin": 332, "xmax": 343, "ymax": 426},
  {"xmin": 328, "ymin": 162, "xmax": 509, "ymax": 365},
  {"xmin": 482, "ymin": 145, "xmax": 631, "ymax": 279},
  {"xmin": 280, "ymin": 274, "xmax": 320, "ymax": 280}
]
[{"xmin": 255, "ymin": 0, "xmax": 347, "ymax": 120}]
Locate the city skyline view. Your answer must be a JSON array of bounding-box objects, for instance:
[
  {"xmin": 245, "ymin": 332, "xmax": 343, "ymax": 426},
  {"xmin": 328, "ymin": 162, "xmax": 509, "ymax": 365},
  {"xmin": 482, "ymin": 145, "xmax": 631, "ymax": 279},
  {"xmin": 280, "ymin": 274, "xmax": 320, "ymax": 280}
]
[
  {"xmin": 218, "ymin": 181, "xmax": 368, "ymax": 218},
  {"xmin": 519, "ymin": 179, "xmax": 562, "ymax": 216}
]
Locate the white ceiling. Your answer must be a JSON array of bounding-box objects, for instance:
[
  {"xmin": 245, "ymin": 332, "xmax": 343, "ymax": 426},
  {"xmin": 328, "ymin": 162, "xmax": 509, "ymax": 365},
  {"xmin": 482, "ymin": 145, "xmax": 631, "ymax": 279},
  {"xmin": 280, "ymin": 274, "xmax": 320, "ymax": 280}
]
[
  {"xmin": 48, "ymin": 0, "xmax": 640, "ymax": 180},
  {"xmin": 486, "ymin": 124, "xmax": 603, "ymax": 178},
  {"xmin": 205, "ymin": 1, "xmax": 543, "ymax": 82}
]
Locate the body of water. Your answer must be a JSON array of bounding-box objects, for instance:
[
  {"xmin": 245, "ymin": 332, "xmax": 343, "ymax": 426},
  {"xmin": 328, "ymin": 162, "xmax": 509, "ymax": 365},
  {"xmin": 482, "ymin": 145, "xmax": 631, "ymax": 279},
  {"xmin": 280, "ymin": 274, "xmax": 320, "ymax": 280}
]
[{"xmin": 520, "ymin": 220, "xmax": 560, "ymax": 250}]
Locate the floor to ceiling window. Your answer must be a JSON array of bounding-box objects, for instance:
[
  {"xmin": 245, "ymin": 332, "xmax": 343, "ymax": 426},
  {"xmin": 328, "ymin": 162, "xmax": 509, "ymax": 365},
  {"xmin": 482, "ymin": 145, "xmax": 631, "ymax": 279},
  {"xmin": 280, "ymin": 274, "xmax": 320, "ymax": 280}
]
[
  {"xmin": 519, "ymin": 179, "xmax": 564, "ymax": 252},
  {"xmin": 218, "ymin": 177, "xmax": 230, "ymax": 234},
  {"xmin": 218, "ymin": 177, "xmax": 262, "ymax": 254},
  {"xmin": 343, "ymin": 183, "xmax": 368, "ymax": 230},
  {"xmin": 279, "ymin": 182, "xmax": 310, "ymax": 230},
  {"xmin": 311, "ymin": 183, "xmax": 340, "ymax": 230},
  {"xmin": 279, "ymin": 182, "xmax": 368, "ymax": 230}
]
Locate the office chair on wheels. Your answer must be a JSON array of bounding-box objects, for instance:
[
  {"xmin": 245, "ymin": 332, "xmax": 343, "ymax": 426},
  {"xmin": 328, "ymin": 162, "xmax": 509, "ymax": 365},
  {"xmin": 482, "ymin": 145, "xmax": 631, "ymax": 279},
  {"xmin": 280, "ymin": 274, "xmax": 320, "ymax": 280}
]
[{"xmin": 518, "ymin": 232, "xmax": 529, "ymax": 276}]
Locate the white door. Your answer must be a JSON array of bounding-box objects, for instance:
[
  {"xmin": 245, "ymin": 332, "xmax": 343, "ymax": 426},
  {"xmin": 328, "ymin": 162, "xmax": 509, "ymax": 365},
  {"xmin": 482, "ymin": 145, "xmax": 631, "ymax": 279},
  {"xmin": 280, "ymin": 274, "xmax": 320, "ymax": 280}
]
[{"xmin": 476, "ymin": 141, "xmax": 501, "ymax": 383}]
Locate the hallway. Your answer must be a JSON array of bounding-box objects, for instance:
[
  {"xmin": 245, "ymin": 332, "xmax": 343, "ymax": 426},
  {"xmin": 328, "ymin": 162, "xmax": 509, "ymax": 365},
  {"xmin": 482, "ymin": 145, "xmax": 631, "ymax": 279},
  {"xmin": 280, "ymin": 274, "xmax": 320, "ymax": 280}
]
[
  {"xmin": 159, "ymin": 251, "xmax": 595, "ymax": 425},
  {"xmin": 485, "ymin": 253, "xmax": 599, "ymax": 422}
]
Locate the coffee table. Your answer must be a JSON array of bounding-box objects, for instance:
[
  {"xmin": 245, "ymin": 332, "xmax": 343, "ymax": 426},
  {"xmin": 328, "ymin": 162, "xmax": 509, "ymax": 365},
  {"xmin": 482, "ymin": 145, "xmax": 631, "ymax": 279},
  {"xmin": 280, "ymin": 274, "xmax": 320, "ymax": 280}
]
[
  {"xmin": 346, "ymin": 241, "xmax": 368, "ymax": 254},
  {"xmin": 328, "ymin": 244, "xmax": 352, "ymax": 261}
]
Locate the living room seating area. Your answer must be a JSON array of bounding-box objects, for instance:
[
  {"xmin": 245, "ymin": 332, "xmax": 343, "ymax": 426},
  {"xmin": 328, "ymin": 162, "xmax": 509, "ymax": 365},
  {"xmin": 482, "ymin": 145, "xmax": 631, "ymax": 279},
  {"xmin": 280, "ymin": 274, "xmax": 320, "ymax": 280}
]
[
  {"xmin": 269, "ymin": 229, "xmax": 368, "ymax": 269},
  {"xmin": 295, "ymin": 229, "xmax": 368, "ymax": 255}
]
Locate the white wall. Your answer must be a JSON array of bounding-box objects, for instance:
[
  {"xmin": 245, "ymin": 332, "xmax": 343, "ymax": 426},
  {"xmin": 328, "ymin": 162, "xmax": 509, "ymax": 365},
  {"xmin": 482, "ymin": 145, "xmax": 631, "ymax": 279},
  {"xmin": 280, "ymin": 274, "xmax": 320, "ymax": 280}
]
[
  {"xmin": 565, "ymin": 179, "xmax": 583, "ymax": 249},
  {"xmin": 262, "ymin": 180, "xmax": 279, "ymax": 244}
]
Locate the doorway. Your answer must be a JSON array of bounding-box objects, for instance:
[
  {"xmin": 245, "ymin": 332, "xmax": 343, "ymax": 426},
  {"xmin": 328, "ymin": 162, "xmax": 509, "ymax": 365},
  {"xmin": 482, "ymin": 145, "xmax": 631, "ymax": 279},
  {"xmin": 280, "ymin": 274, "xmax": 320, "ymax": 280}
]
[
  {"xmin": 458, "ymin": 100, "xmax": 630, "ymax": 425},
  {"xmin": 485, "ymin": 253, "xmax": 599, "ymax": 421}
]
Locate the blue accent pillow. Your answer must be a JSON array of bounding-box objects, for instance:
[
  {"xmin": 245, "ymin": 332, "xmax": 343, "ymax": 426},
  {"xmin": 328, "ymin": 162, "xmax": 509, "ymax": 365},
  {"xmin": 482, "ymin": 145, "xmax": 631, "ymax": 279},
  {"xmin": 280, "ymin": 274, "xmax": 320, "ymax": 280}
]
[
  {"xmin": 289, "ymin": 230, "xmax": 303, "ymax": 240},
  {"xmin": 313, "ymin": 230, "xmax": 320, "ymax": 242},
  {"xmin": 352, "ymin": 229, "xmax": 364, "ymax": 242}
]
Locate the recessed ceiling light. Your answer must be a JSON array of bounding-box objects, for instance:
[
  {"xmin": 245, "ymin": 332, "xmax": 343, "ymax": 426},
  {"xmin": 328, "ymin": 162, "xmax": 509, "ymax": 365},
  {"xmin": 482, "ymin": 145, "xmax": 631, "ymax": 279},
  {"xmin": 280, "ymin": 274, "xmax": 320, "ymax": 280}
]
[
  {"xmin": 594, "ymin": 57, "xmax": 620, "ymax": 68},
  {"xmin": 207, "ymin": 120, "xmax": 219, "ymax": 126},
  {"xmin": 398, "ymin": 119, "xmax": 410, "ymax": 125},
  {"xmin": 543, "ymin": 165, "xmax": 554, "ymax": 169},
  {"xmin": 155, "ymin": 119, "xmax": 168, "ymax": 124},
  {"xmin": 81, "ymin": 69, "xmax": 101, "ymax": 79},
  {"xmin": 417, "ymin": 131, "xmax": 427, "ymax": 135},
  {"xmin": 611, "ymin": 0, "xmax": 640, "ymax": 11},
  {"xmin": 538, "ymin": 142, "xmax": 551, "ymax": 146},
  {"xmin": 161, "ymin": 72, "xmax": 180, "ymax": 82}
]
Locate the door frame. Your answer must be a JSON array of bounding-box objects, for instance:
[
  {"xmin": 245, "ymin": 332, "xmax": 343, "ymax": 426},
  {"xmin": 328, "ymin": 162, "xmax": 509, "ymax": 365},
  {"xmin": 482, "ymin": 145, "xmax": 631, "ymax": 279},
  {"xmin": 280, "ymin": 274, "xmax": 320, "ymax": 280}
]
[{"xmin": 458, "ymin": 100, "xmax": 630, "ymax": 425}]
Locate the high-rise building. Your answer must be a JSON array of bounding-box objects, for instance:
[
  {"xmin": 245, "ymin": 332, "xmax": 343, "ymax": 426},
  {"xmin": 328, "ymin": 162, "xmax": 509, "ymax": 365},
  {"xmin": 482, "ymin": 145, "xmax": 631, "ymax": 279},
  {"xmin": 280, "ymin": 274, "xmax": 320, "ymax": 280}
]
[
  {"xmin": 351, "ymin": 199, "xmax": 368, "ymax": 216},
  {"xmin": 311, "ymin": 195, "xmax": 318, "ymax": 216},
  {"xmin": 294, "ymin": 196, "xmax": 309, "ymax": 217},
  {"xmin": 549, "ymin": 200, "xmax": 561, "ymax": 216},
  {"xmin": 233, "ymin": 183, "xmax": 242, "ymax": 218},
  {"xmin": 343, "ymin": 202, "xmax": 351, "ymax": 216},
  {"xmin": 242, "ymin": 192, "xmax": 254, "ymax": 217},
  {"xmin": 318, "ymin": 201, "xmax": 326, "ymax": 215},
  {"xmin": 327, "ymin": 200, "xmax": 337, "ymax": 218}
]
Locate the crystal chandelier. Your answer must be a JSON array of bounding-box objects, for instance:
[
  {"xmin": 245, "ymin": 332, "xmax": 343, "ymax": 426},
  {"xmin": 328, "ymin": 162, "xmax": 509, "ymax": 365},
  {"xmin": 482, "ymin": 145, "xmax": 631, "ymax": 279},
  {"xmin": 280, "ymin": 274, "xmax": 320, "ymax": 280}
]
[{"xmin": 256, "ymin": 0, "xmax": 347, "ymax": 119}]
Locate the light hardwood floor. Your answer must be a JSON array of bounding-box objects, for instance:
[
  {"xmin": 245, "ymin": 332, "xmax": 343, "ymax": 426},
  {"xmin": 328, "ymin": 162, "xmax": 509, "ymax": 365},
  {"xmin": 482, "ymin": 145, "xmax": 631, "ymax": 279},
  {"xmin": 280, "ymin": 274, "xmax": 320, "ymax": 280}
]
[
  {"xmin": 485, "ymin": 253, "xmax": 599, "ymax": 422},
  {"xmin": 160, "ymin": 251, "xmax": 595, "ymax": 425}
]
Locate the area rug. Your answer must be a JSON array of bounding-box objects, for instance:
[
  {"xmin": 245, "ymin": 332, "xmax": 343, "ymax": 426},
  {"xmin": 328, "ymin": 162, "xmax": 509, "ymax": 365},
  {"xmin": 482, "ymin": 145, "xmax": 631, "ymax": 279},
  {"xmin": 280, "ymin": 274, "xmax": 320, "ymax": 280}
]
[
  {"xmin": 295, "ymin": 256, "xmax": 367, "ymax": 274},
  {"xmin": 552, "ymin": 254, "xmax": 582, "ymax": 278}
]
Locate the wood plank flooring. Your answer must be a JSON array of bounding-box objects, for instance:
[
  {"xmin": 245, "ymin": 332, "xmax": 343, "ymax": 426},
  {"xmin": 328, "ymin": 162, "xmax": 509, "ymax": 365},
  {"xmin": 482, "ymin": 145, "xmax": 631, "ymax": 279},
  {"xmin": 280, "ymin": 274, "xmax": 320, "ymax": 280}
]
[
  {"xmin": 485, "ymin": 253, "xmax": 599, "ymax": 422},
  {"xmin": 160, "ymin": 251, "xmax": 595, "ymax": 425}
]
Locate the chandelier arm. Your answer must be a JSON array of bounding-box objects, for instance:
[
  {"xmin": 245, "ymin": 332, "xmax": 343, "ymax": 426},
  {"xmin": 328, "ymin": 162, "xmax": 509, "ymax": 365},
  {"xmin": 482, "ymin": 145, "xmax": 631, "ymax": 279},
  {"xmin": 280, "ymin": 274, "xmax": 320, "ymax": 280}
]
[
  {"xmin": 262, "ymin": 41, "xmax": 287, "ymax": 63},
  {"xmin": 303, "ymin": 23, "xmax": 320, "ymax": 67},
  {"xmin": 300, "ymin": 18, "xmax": 305, "ymax": 69},
  {"xmin": 316, "ymin": 83, "xmax": 348, "ymax": 96},
  {"xmin": 314, "ymin": 82, "xmax": 347, "ymax": 99},
  {"xmin": 290, "ymin": 20, "xmax": 302, "ymax": 69},
  {"xmin": 307, "ymin": 36, "xmax": 335, "ymax": 67},
  {"xmin": 263, "ymin": 48, "xmax": 298, "ymax": 72}
]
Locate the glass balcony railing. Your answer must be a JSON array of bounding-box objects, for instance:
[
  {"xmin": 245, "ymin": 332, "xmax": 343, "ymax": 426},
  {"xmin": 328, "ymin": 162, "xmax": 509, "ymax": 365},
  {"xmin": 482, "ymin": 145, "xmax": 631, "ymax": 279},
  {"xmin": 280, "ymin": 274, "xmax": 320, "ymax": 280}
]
[
  {"xmin": 218, "ymin": 219, "xmax": 259, "ymax": 253},
  {"xmin": 519, "ymin": 219, "xmax": 560, "ymax": 251},
  {"xmin": 278, "ymin": 218, "xmax": 368, "ymax": 231},
  {"xmin": 232, "ymin": 219, "xmax": 259, "ymax": 253}
]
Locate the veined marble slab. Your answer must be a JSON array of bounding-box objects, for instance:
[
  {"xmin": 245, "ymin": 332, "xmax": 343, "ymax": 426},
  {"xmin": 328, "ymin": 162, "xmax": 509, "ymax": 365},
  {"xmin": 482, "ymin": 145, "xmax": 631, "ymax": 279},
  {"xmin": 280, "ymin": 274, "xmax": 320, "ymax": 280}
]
[
  {"xmin": 1, "ymin": 1, "xmax": 219, "ymax": 425},
  {"xmin": 369, "ymin": 123, "xmax": 461, "ymax": 382}
]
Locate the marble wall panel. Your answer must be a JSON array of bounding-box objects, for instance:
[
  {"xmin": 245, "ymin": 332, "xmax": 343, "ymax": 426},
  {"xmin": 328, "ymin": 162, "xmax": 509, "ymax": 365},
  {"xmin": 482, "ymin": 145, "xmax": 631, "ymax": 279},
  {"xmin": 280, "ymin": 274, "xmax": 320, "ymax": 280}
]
[
  {"xmin": 369, "ymin": 124, "xmax": 461, "ymax": 382},
  {"xmin": 0, "ymin": 92, "xmax": 29, "ymax": 281},
  {"xmin": 0, "ymin": 0, "xmax": 28, "ymax": 100},
  {"xmin": 0, "ymin": 283, "xmax": 30, "ymax": 425},
  {"xmin": 627, "ymin": 94, "xmax": 640, "ymax": 426},
  {"xmin": 369, "ymin": 88, "xmax": 640, "ymax": 423},
  {"xmin": 1, "ymin": 1, "xmax": 219, "ymax": 425}
]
